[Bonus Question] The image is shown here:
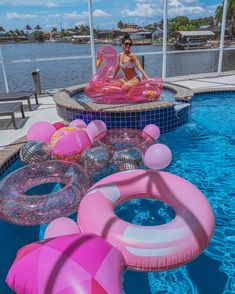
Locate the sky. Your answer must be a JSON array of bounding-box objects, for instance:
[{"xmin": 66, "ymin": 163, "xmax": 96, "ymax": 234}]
[{"xmin": 0, "ymin": 0, "xmax": 222, "ymax": 31}]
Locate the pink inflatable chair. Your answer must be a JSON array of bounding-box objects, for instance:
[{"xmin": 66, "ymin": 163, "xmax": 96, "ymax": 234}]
[{"xmin": 85, "ymin": 45, "xmax": 163, "ymax": 104}]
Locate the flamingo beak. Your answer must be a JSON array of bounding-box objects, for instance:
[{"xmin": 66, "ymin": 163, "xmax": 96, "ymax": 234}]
[{"xmin": 96, "ymin": 56, "xmax": 103, "ymax": 68}]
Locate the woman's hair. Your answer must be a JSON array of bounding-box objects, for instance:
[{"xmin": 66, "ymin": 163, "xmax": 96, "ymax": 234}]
[{"xmin": 122, "ymin": 34, "xmax": 132, "ymax": 45}]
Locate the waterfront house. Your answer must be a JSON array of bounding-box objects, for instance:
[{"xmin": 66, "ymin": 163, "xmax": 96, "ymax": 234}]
[
  {"xmin": 0, "ymin": 35, "xmax": 28, "ymax": 43},
  {"xmin": 152, "ymin": 27, "xmax": 163, "ymax": 39},
  {"xmin": 133, "ymin": 31, "xmax": 152, "ymax": 40},
  {"xmin": 173, "ymin": 30, "xmax": 215, "ymax": 49}
]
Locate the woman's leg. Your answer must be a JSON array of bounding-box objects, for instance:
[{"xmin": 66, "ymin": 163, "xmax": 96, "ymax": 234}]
[
  {"xmin": 121, "ymin": 76, "xmax": 140, "ymax": 91},
  {"xmin": 112, "ymin": 78, "xmax": 126, "ymax": 87}
]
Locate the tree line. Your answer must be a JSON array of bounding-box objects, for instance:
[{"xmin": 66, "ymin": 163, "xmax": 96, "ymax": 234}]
[
  {"xmin": 117, "ymin": 0, "xmax": 235, "ymax": 38},
  {"xmin": 0, "ymin": 0, "xmax": 234, "ymax": 40}
]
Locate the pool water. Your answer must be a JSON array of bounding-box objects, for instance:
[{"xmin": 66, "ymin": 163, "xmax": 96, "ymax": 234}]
[
  {"xmin": 1, "ymin": 92, "xmax": 235, "ymax": 293},
  {"xmin": 72, "ymin": 88, "xmax": 176, "ymax": 103}
]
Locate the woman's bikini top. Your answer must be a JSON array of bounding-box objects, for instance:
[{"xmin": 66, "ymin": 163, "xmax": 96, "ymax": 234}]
[{"xmin": 120, "ymin": 60, "xmax": 135, "ymax": 70}]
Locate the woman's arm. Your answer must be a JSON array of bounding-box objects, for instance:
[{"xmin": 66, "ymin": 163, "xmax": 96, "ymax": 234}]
[
  {"xmin": 112, "ymin": 54, "xmax": 121, "ymax": 79},
  {"xmin": 131, "ymin": 54, "xmax": 149, "ymax": 80}
]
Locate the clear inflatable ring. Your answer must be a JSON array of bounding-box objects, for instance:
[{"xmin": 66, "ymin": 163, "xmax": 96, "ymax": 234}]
[{"xmin": 0, "ymin": 160, "xmax": 90, "ymax": 225}]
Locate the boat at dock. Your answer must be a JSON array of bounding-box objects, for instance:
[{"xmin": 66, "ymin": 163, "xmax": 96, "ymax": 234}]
[{"xmin": 173, "ymin": 30, "xmax": 215, "ymax": 50}]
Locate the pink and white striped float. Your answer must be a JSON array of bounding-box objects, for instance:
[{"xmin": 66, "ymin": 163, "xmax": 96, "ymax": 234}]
[{"xmin": 78, "ymin": 169, "xmax": 214, "ymax": 271}]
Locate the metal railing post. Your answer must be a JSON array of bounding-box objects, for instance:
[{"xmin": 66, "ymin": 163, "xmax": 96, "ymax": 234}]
[
  {"xmin": 88, "ymin": 0, "xmax": 96, "ymax": 75},
  {"xmin": 217, "ymin": 0, "xmax": 228, "ymax": 75},
  {"xmin": 0, "ymin": 45, "xmax": 9, "ymax": 92},
  {"xmin": 32, "ymin": 69, "xmax": 42, "ymax": 95},
  {"xmin": 138, "ymin": 55, "xmax": 145, "ymax": 69},
  {"xmin": 162, "ymin": 0, "xmax": 168, "ymax": 79}
]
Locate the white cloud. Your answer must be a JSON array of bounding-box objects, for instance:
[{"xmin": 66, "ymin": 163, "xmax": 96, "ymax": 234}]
[
  {"xmin": 169, "ymin": 0, "xmax": 181, "ymax": 8},
  {"xmin": 121, "ymin": 1, "xmax": 156, "ymax": 18},
  {"xmin": 168, "ymin": 0, "xmax": 205, "ymax": 15},
  {"xmin": 46, "ymin": 2, "xmax": 57, "ymax": 8},
  {"xmin": 63, "ymin": 9, "xmax": 111, "ymax": 21},
  {"xmin": 93, "ymin": 9, "xmax": 110, "ymax": 17},
  {"xmin": 47, "ymin": 13, "xmax": 61, "ymax": 18},
  {"xmin": 74, "ymin": 20, "xmax": 86, "ymax": 26},
  {"xmin": 45, "ymin": 23, "xmax": 58, "ymax": 29},
  {"xmin": 63, "ymin": 11, "xmax": 88, "ymax": 19},
  {"xmin": 6, "ymin": 11, "xmax": 38, "ymax": 20},
  {"xmin": 168, "ymin": 5, "xmax": 205, "ymax": 15}
]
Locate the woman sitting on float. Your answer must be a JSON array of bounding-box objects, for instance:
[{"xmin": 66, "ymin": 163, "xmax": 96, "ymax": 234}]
[
  {"xmin": 111, "ymin": 34, "xmax": 149, "ymax": 91},
  {"xmin": 85, "ymin": 37, "xmax": 163, "ymax": 104}
]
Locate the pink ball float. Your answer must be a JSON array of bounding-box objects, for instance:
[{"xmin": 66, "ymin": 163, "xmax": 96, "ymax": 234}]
[
  {"xmin": 142, "ymin": 124, "xmax": 160, "ymax": 141},
  {"xmin": 144, "ymin": 143, "xmax": 172, "ymax": 170},
  {"xmin": 87, "ymin": 120, "xmax": 107, "ymax": 141},
  {"xmin": 44, "ymin": 217, "xmax": 80, "ymax": 239},
  {"xmin": 52, "ymin": 121, "xmax": 66, "ymax": 130},
  {"xmin": 27, "ymin": 122, "xmax": 56, "ymax": 145},
  {"xmin": 69, "ymin": 119, "xmax": 87, "ymax": 128},
  {"xmin": 50, "ymin": 127, "xmax": 92, "ymax": 162}
]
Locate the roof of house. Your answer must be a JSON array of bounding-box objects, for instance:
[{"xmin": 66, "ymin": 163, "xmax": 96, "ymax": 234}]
[
  {"xmin": 175, "ymin": 31, "xmax": 215, "ymax": 37},
  {"xmin": 134, "ymin": 31, "xmax": 152, "ymax": 35},
  {"xmin": 119, "ymin": 28, "xmax": 139, "ymax": 33}
]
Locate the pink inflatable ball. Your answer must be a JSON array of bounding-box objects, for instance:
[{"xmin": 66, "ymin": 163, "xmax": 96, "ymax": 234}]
[
  {"xmin": 50, "ymin": 127, "xmax": 92, "ymax": 162},
  {"xmin": 44, "ymin": 217, "xmax": 80, "ymax": 239},
  {"xmin": 27, "ymin": 122, "xmax": 56, "ymax": 145},
  {"xmin": 144, "ymin": 143, "xmax": 172, "ymax": 170},
  {"xmin": 142, "ymin": 124, "xmax": 160, "ymax": 141},
  {"xmin": 87, "ymin": 120, "xmax": 107, "ymax": 141},
  {"xmin": 52, "ymin": 121, "xmax": 66, "ymax": 130},
  {"xmin": 69, "ymin": 119, "xmax": 87, "ymax": 128}
]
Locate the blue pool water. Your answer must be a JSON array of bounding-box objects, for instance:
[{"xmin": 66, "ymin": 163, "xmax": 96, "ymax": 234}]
[
  {"xmin": 73, "ymin": 88, "xmax": 176, "ymax": 103},
  {"xmin": 1, "ymin": 92, "xmax": 235, "ymax": 293}
]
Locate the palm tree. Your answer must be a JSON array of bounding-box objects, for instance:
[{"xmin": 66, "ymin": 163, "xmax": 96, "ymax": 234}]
[
  {"xmin": 34, "ymin": 25, "xmax": 44, "ymax": 42},
  {"xmin": 34, "ymin": 25, "xmax": 42, "ymax": 31},
  {"xmin": 15, "ymin": 29, "xmax": 20, "ymax": 36},
  {"xmin": 117, "ymin": 20, "xmax": 124, "ymax": 29},
  {"xmin": 25, "ymin": 25, "xmax": 32, "ymax": 31},
  {"xmin": 19, "ymin": 30, "xmax": 25, "ymax": 36},
  {"xmin": 24, "ymin": 25, "xmax": 32, "ymax": 35},
  {"xmin": 0, "ymin": 26, "xmax": 5, "ymax": 35},
  {"xmin": 51, "ymin": 26, "xmax": 57, "ymax": 39},
  {"xmin": 51, "ymin": 26, "xmax": 57, "ymax": 33},
  {"xmin": 215, "ymin": 0, "xmax": 235, "ymax": 37}
]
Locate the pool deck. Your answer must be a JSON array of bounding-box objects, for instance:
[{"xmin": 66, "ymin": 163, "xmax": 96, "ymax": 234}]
[
  {"xmin": 0, "ymin": 72, "xmax": 234, "ymax": 167},
  {"xmin": 166, "ymin": 71, "xmax": 235, "ymax": 93}
]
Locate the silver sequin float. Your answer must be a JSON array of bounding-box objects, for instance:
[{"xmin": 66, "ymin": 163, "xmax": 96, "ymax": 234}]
[{"xmin": 20, "ymin": 140, "xmax": 52, "ymax": 165}]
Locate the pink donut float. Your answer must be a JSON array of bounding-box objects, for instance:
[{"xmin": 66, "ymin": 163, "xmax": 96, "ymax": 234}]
[{"xmin": 78, "ymin": 169, "xmax": 214, "ymax": 271}]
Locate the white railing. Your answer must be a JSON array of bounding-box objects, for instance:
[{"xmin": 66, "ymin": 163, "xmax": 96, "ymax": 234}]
[
  {"xmin": 0, "ymin": 0, "xmax": 234, "ymax": 92},
  {"xmin": 0, "ymin": 46, "xmax": 9, "ymax": 92}
]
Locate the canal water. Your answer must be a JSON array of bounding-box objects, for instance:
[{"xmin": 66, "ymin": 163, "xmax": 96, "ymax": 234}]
[{"xmin": 0, "ymin": 42, "xmax": 234, "ymax": 91}]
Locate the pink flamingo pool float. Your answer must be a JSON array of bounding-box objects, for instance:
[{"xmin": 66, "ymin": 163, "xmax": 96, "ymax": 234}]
[{"xmin": 85, "ymin": 45, "xmax": 163, "ymax": 104}]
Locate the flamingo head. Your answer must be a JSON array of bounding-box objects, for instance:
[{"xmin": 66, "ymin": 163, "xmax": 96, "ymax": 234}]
[{"xmin": 96, "ymin": 45, "xmax": 118, "ymax": 68}]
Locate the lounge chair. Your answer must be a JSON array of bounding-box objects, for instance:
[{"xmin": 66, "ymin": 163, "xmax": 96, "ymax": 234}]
[
  {"xmin": 0, "ymin": 102, "xmax": 25, "ymax": 129},
  {"xmin": 0, "ymin": 91, "xmax": 38, "ymax": 111}
]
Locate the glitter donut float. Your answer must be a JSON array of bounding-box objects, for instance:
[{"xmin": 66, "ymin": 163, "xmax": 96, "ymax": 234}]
[
  {"xmin": 0, "ymin": 160, "xmax": 90, "ymax": 225},
  {"xmin": 94, "ymin": 128, "xmax": 155, "ymax": 155},
  {"xmin": 78, "ymin": 169, "xmax": 214, "ymax": 271}
]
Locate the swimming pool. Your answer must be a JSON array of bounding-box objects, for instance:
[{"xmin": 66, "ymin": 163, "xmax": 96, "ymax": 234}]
[{"xmin": 0, "ymin": 91, "xmax": 234, "ymax": 293}]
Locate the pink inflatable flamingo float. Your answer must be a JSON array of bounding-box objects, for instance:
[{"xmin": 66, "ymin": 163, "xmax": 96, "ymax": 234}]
[{"xmin": 85, "ymin": 45, "xmax": 163, "ymax": 104}]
